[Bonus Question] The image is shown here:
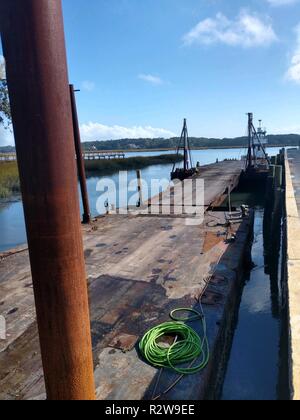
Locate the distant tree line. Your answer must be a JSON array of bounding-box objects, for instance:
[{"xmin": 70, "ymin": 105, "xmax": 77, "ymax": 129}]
[
  {"xmin": 79, "ymin": 134, "xmax": 300, "ymax": 151},
  {"xmin": 0, "ymin": 145, "xmax": 15, "ymax": 153},
  {"xmin": 1, "ymin": 134, "xmax": 300, "ymax": 154}
]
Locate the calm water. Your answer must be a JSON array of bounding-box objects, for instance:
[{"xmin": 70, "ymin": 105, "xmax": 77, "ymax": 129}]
[
  {"xmin": 0, "ymin": 147, "xmax": 282, "ymax": 252},
  {"xmin": 221, "ymin": 205, "xmax": 288, "ymax": 400}
]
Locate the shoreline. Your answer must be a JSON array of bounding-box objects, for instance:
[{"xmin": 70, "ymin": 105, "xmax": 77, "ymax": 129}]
[
  {"xmin": 0, "ymin": 154, "xmax": 183, "ymax": 202},
  {"xmin": 0, "ymin": 194, "xmax": 22, "ymax": 205},
  {"xmin": 84, "ymin": 153, "xmax": 183, "ymax": 175},
  {"xmin": 1, "ymin": 144, "xmax": 291, "ymax": 157},
  {"xmin": 84, "ymin": 145, "xmax": 290, "ymax": 153}
]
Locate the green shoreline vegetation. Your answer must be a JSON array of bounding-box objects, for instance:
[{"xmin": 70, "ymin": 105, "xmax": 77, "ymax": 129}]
[
  {"xmin": 0, "ymin": 154, "xmax": 183, "ymax": 200},
  {"xmin": 84, "ymin": 153, "xmax": 183, "ymax": 175},
  {"xmin": 0, "ymin": 161, "xmax": 20, "ymax": 199},
  {"xmin": 80, "ymin": 134, "xmax": 300, "ymax": 151}
]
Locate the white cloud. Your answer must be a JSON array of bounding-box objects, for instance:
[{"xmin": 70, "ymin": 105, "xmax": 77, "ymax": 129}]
[
  {"xmin": 183, "ymin": 11, "xmax": 277, "ymax": 48},
  {"xmin": 285, "ymin": 24, "xmax": 300, "ymax": 84},
  {"xmin": 267, "ymin": 0, "xmax": 298, "ymax": 6},
  {"xmin": 80, "ymin": 122, "xmax": 175, "ymax": 141},
  {"xmin": 138, "ymin": 74, "xmax": 163, "ymax": 85},
  {"xmin": 0, "ymin": 126, "xmax": 14, "ymax": 147},
  {"xmin": 81, "ymin": 80, "xmax": 96, "ymax": 92}
]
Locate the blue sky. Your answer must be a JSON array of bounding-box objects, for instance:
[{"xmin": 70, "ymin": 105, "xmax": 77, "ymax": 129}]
[{"xmin": 2, "ymin": 0, "xmax": 300, "ymax": 145}]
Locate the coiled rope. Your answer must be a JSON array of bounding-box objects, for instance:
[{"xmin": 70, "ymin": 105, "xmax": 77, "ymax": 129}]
[{"xmin": 139, "ymin": 308, "xmax": 209, "ymax": 375}]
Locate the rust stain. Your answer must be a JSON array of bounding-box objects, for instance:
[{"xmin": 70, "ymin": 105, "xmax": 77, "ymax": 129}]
[
  {"xmin": 203, "ymin": 232, "xmax": 225, "ymax": 253},
  {"xmin": 101, "ymin": 309, "xmax": 125, "ymax": 325},
  {"xmin": 108, "ymin": 334, "xmax": 139, "ymax": 353}
]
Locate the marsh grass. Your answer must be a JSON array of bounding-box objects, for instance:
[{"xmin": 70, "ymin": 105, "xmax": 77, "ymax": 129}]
[
  {"xmin": 0, "ymin": 154, "xmax": 183, "ymax": 198},
  {"xmin": 0, "ymin": 162, "xmax": 20, "ymax": 199},
  {"xmin": 85, "ymin": 153, "xmax": 183, "ymax": 175}
]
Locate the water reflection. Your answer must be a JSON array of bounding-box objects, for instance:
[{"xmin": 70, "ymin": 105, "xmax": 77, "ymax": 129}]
[
  {"xmin": 221, "ymin": 184, "xmax": 288, "ymax": 400},
  {"xmin": 0, "ymin": 201, "xmax": 26, "ymax": 252},
  {"xmin": 263, "ymin": 198, "xmax": 283, "ymax": 320}
]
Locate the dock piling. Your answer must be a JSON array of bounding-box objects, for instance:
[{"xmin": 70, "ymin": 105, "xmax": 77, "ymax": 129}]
[
  {"xmin": 0, "ymin": 0, "xmax": 95, "ymax": 400},
  {"xmin": 70, "ymin": 84, "xmax": 91, "ymax": 224},
  {"xmin": 136, "ymin": 170, "xmax": 143, "ymax": 206}
]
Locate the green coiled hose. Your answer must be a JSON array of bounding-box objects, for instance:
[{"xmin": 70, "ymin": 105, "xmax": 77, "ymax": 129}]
[{"xmin": 139, "ymin": 308, "xmax": 209, "ymax": 375}]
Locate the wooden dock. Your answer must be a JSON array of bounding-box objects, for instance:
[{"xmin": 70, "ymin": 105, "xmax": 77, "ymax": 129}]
[
  {"xmin": 0, "ymin": 161, "xmax": 253, "ymax": 400},
  {"xmin": 0, "ymin": 153, "xmax": 17, "ymax": 162},
  {"xmin": 0, "ymin": 151, "xmax": 126, "ymax": 163},
  {"xmin": 83, "ymin": 151, "xmax": 125, "ymax": 160}
]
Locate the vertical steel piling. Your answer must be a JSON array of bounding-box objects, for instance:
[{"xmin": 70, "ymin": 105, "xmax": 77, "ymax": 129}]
[
  {"xmin": 0, "ymin": 0, "xmax": 95, "ymax": 400},
  {"xmin": 136, "ymin": 170, "xmax": 143, "ymax": 206},
  {"xmin": 70, "ymin": 84, "xmax": 91, "ymax": 224}
]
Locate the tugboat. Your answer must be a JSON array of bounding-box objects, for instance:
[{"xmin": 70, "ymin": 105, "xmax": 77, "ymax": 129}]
[{"xmin": 171, "ymin": 118, "xmax": 197, "ymax": 181}]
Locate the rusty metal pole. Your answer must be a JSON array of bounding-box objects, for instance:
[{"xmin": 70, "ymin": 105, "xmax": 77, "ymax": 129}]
[
  {"xmin": 247, "ymin": 113, "xmax": 253, "ymax": 170},
  {"xmin": 0, "ymin": 0, "xmax": 95, "ymax": 400},
  {"xmin": 70, "ymin": 84, "xmax": 91, "ymax": 224}
]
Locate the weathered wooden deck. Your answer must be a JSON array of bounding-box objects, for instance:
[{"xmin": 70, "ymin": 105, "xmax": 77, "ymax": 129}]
[{"xmin": 0, "ymin": 161, "xmax": 253, "ymax": 400}]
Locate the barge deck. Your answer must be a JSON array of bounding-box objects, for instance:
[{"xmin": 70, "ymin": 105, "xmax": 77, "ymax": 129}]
[{"xmin": 0, "ymin": 161, "xmax": 254, "ymax": 400}]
